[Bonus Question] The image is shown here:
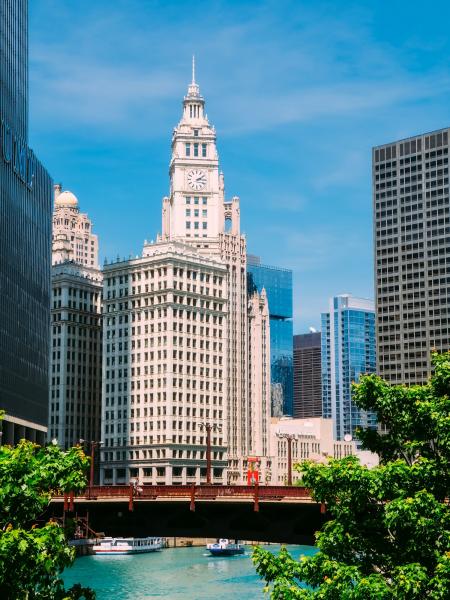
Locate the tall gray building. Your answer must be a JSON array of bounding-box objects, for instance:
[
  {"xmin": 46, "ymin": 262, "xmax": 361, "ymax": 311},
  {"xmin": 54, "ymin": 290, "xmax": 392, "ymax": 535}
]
[
  {"xmin": 373, "ymin": 128, "xmax": 450, "ymax": 385},
  {"xmin": 293, "ymin": 332, "xmax": 322, "ymax": 419}
]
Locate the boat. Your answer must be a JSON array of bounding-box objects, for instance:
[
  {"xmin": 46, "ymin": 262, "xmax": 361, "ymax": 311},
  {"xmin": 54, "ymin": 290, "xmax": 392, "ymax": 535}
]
[
  {"xmin": 207, "ymin": 538, "xmax": 245, "ymax": 556},
  {"xmin": 92, "ymin": 536, "xmax": 163, "ymax": 555}
]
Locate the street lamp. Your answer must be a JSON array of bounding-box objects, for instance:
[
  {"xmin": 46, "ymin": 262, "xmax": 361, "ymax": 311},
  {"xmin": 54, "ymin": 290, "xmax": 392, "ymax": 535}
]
[
  {"xmin": 276, "ymin": 432, "xmax": 297, "ymax": 486},
  {"xmin": 199, "ymin": 423, "xmax": 222, "ymax": 484},
  {"xmin": 79, "ymin": 439, "xmax": 104, "ymax": 495}
]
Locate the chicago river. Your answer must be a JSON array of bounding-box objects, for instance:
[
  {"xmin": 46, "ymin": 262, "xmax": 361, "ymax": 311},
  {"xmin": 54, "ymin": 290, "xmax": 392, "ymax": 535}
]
[{"xmin": 64, "ymin": 545, "xmax": 316, "ymax": 598}]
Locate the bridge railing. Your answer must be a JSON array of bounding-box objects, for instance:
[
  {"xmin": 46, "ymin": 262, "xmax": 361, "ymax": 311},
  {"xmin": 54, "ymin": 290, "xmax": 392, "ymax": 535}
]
[{"xmin": 67, "ymin": 484, "xmax": 310, "ymax": 500}]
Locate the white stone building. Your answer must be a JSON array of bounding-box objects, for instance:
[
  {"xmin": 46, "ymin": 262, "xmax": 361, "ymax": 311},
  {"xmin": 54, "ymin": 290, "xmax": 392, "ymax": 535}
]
[
  {"xmin": 270, "ymin": 417, "xmax": 379, "ymax": 485},
  {"xmin": 52, "ymin": 185, "xmax": 99, "ymax": 269},
  {"xmin": 48, "ymin": 188, "xmax": 103, "ymax": 451},
  {"xmin": 100, "ymin": 63, "xmax": 271, "ymax": 485}
]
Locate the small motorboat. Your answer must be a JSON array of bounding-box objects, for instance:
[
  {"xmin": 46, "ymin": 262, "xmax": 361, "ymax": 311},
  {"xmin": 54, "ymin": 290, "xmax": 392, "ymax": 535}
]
[
  {"xmin": 207, "ymin": 538, "xmax": 245, "ymax": 556},
  {"xmin": 92, "ymin": 536, "xmax": 163, "ymax": 555}
]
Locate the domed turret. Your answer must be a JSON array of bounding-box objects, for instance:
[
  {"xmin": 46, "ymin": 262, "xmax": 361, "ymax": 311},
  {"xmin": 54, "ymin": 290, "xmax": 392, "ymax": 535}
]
[{"xmin": 55, "ymin": 190, "xmax": 79, "ymax": 208}]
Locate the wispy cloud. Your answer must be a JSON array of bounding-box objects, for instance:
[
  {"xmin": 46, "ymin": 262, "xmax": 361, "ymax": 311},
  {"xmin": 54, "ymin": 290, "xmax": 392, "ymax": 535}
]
[
  {"xmin": 28, "ymin": 0, "xmax": 450, "ymax": 333},
  {"xmin": 256, "ymin": 224, "xmax": 368, "ymax": 273},
  {"xmin": 29, "ymin": 0, "xmax": 450, "ymax": 139}
]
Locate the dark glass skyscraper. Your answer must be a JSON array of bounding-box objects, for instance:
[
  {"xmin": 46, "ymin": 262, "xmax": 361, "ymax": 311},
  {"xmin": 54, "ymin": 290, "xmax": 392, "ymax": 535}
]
[
  {"xmin": 0, "ymin": 0, "xmax": 52, "ymax": 443},
  {"xmin": 293, "ymin": 332, "xmax": 322, "ymax": 418},
  {"xmin": 247, "ymin": 256, "xmax": 293, "ymax": 416}
]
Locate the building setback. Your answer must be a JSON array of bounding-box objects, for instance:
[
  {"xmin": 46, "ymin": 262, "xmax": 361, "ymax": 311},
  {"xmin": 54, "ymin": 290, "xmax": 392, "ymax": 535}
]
[
  {"xmin": 100, "ymin": 65, "xmax": 271, "ymax": 485},
  {"xmin": 321, "ymin": 295, "xmax": 377, "ymax": 441},
  {"xmin": 48, "ymin": 188, "xmax": 102, "ymax": 449},
  {"xmin": 247, "ymin": 256, "xmax": 293, "ymax": 416},
  {"xmin": 373, "ymin": 128, "xmax": 450, "ymax": 385},
  {"xmin": 293, "ymin": 332, "xmax": 322, "ymax": 418},
  {"xmin": 0, "ymin": 0, "xmax": 52, "ymax": 444}
]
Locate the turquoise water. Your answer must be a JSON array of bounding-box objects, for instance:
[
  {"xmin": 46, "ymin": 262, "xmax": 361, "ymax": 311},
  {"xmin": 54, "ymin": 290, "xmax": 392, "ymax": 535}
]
[{"xmin": 63, "ymin": 544, "xmax": 316, "ymax": 599}]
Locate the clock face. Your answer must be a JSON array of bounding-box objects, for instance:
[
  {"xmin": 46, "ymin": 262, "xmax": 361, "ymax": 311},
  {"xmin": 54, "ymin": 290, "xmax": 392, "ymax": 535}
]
[{"xmin": 187, "ymin": 169, "xmax": 207, "ymax": 190}]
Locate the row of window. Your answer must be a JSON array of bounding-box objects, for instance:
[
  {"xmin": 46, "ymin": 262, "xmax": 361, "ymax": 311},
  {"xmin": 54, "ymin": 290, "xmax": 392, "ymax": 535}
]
[
  {"xmin": 185, "ymin": 143, "xmax": 207, "ymax": 157},
  {"xmin": 186, "ymin": 209, "xmax": 207, "ymax": 217},
  {"xmin": 186, "ymin": 221, "xmax": 207, "ymax": 230}
]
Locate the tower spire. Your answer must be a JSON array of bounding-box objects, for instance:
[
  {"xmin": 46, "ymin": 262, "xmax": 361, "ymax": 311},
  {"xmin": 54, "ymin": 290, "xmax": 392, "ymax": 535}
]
[{"xmin": 185, "ymin": 55, "xmax": 202, "ymax": 101}]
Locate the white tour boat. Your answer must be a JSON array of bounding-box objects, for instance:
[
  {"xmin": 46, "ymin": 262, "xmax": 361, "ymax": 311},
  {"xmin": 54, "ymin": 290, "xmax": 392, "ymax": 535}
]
[
  {"xmin": 207, "ymin": 538, "xmax": 245, "ymax": 556},
  {"xmin": 92, "ymin": 536, "xmax": 163, "ymax": 555}
]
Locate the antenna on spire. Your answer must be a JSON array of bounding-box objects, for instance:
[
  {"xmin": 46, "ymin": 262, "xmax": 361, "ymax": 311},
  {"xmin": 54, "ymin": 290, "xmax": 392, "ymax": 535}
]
[{"xmin": 192, "ymin": 55, "xmax": 196, "ymax": 84}]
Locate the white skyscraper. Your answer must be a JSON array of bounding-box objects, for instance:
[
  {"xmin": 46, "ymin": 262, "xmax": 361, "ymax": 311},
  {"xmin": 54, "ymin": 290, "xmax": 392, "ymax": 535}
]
[
  {"xmin": 100, "ymin": 62, "xmax": 271, "ymax": 485},
  {"xmin": 48, "ymin": 187, "xmax": 102, "ymax": 451},
  {"xmin": 52, "ymin": 185, "xmax": 99, "ymax": 269}
]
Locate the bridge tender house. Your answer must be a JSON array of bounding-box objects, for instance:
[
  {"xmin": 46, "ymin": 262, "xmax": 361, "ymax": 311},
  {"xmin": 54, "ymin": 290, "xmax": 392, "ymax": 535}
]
[{"xmin": 1, "ymin": 117, "xmax": 35, "ymax": 190}]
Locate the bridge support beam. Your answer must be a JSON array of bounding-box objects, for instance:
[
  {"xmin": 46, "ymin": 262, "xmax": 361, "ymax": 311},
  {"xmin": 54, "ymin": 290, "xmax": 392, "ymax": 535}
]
[
  {"xmin": 254, "ymin": 483, "xmax": 259, "ymax": 512},
  {"xmin": 190, "ymin": 485, "xmax": 195, "ymax": 512},
  {"xmin": 129, "ymin": 483, "xmax": 134, "ymax": 512}
]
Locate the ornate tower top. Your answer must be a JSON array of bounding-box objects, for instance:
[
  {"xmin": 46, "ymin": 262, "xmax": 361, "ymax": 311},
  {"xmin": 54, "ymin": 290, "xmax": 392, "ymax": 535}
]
[
  {"xmin": 185, "ymin": 55, "xmax": 202, "ymax": 101},
  {"xmin": 181, "ymin": 56, "xmax": 206, "ymax": 124}
]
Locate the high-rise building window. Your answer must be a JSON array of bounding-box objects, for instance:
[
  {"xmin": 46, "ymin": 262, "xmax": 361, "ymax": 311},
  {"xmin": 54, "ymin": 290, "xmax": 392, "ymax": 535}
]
[
  {"xmin": 194, "ymin": 209, "xmax": 199, "ymax": 217},
  {"xmin": 202, "ymin": 143, "xmax": 207, "ymax": 157},
  {"xmin": 202, "ymin": 210, "xmax": 207, "ymax": 217},
  {"xmin": 194, "ymin": 129, "xmax": 199, "ymax": 137},
  {"xmin": 202, "ymin": 222, "xmax": 207, "ymax": 229},
  {"xmin": 194, "ymin": 143, "xmax": 199, "ymax": 157},
  {"xmin": 202, "ymin": 197, "xmax": 207, "ymax": 205},
  {"xmin": 194, "ymin": 222, "xmax": 199, "ymax": 229},
  {"xmin": 185, "ymin": 143, "xmax": 191, "ymax": 157},
  {"xmin": 186, "ymin": 222, "xmax": 191, "ymax": 229},
  {"xmin": 194, "ymin": 197, "xmax": 199, "ymax": 205},
  {"xmin": 186, "ymin": 196, "xmax": 191, "ymax": 204},
  {"xmin": 186, "ymin": 209, "xmax": 191, "ymax": 216}
]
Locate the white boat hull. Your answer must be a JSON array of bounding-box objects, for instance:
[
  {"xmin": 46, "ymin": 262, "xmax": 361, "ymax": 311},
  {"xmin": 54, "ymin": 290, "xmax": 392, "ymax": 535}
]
[{"xmin": 93, "ymin": 537, "xmax": 163, "ymax": 555}]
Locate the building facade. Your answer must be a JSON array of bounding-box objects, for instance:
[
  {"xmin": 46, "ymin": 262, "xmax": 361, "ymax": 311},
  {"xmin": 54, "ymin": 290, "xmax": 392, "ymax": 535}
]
[
  {"xmin": 48, "ymin": 189, "xmax": 102, "ymax": 449},
  {"xmin": 0, "ymin": 0, "xmax": 52, "ymax": 444},
  {"xmin": 100, "ymin": 64, "xmax": 271, "ymax": 485},
  {"xmin": 373, "ymin": 128, "xmax": 450, "ymax": 385},
  {"xmin": 248, "ymin": 289, "xmax": 271, "ymax": 459},
  {"xmin": 293, "ymin": 332, "xmax": 322, "ymax": 418},
  {"xmin": 321, "ymin": 295, "xmax": 377, "ymax": 441},
  {"xmin": 101, "ymin": 243, "xmax": 229, "ymax": 485},
  {"xmin": 270, "ymin": 417, "xmax": 378, "ymax": 485},
  {"xmin": 247, "ymin": 256, "xmax": 293, "ymax": 416}
]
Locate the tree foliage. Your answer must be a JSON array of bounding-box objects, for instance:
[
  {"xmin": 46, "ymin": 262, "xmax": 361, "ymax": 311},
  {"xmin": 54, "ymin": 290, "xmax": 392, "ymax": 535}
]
[
  {"xmin": 0, "ymin": 424, "xmax": 95, "ymax": 599},
  {"xmin": 253, "ymin": 352, "xmax": 450, "ymax": 598}
]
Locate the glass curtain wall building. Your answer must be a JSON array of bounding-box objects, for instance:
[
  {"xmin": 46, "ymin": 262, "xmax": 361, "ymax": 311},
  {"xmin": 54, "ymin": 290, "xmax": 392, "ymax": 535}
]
[
  {"xmin": 321, "ymin": 295, "xmax": 377, "ymax": 441},
  {"xmin": 247, "ymin": 256, "xmax": 293, "ymax": 416},
  {"xmin": 0, "ymin": 0, "xmax": 52, "ymax": 444}
]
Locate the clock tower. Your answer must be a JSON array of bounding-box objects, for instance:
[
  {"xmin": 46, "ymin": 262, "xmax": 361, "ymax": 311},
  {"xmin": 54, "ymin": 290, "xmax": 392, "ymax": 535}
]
[
  {"xmin": 161, "ymin": 57, "xmax": 230, "ymax": 247},
  {"xmin": 155, "ymin": 60, "xmax": 270, "ymax": 484}
]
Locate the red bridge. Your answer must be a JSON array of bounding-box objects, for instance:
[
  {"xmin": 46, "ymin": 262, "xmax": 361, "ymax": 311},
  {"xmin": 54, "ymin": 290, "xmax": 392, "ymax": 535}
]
[{"xmin": 49, "ymin": 485, "xmax": 324, "ymax": 544}]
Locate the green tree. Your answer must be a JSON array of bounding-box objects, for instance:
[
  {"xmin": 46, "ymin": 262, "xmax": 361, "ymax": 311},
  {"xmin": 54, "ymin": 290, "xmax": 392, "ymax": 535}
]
[
  {"xmin": 253, "ymin": 352, "xmax": 450, "ymax": 598},
  {"xmin": 0, "ymin": 421, "xmax": 95, "ymax": 599}
]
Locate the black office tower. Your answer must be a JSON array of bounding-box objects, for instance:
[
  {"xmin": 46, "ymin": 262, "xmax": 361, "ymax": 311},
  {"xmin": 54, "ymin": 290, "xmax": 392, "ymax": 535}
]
[
  {"xmin": 293, "ymin": 332, "xmax": 322, "ymax": 418},
  {"xmin": 0, "ymin": 0, "xmax": 52, "ymax": 443}
]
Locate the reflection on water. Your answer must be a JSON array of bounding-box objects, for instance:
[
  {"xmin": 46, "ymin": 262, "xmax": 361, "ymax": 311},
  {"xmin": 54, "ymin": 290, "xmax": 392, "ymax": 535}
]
[{"xmin": 64, "ymin": 545, "xmax": 316, "ymax": 599}]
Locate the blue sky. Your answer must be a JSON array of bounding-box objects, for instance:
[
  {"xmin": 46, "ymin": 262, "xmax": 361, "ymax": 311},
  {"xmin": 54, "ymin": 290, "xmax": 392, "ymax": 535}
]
[{"xmin": 29, "ymin": 0, "xmax": 450, "ymax": 332}]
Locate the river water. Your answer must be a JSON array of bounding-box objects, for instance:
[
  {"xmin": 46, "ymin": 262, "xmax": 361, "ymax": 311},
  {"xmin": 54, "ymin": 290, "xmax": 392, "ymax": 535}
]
[{"xmin": 63, "ymin": 544, "xmax": 316, "ymax": 599}]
